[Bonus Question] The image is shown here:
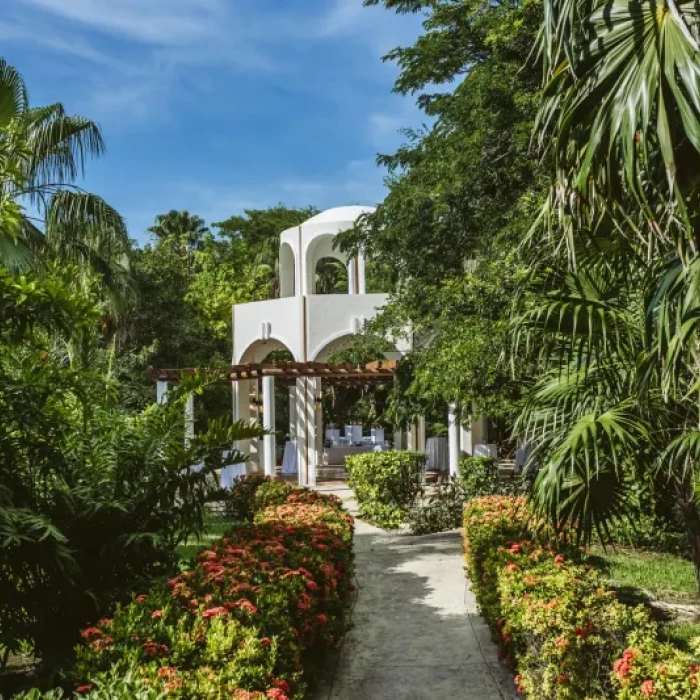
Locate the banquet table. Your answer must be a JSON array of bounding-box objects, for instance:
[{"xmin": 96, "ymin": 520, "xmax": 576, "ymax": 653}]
[
  {"xmin": 219, "ymin": 461, "xmax": 247, "ymax": 489},
  {"xmin": 323, "ymin": 443, "xmax": 388, "ymax": 466},
  {"xmin": 425, "ymin": 436, "xmax": 449, "ymax": 471}
]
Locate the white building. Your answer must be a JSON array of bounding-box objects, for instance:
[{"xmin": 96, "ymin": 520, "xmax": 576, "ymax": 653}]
[{"xmin": 231, "ymin": 206, "xmax": 415, "ymax": 486}]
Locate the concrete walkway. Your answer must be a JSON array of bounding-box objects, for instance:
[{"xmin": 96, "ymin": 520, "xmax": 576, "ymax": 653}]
[{"xmin": 313, "ymin": 485, "xmax": 518, "ymax": 700}]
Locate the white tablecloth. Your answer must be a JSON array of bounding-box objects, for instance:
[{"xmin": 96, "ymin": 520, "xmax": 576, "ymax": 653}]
[
  {"xmin": 474, "ymin": 443, "xmax": 498, "ymax": 459},
  {"xmin": 282, "ymin": 440, "xmax": 298, "ymax": 475},
  {"xmin": 324, "ymin": 444, "xmax": 388, "ymax": 466},
  {"xmin": 219, "ymin": 463, "xmax": 247, "ymax": 489},
  {"xmin": 425, "ymin": 436, "xmax": 449, "ymax": 471}
]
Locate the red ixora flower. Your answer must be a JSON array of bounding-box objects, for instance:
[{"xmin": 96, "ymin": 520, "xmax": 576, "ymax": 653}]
[
  {"xmin": 80, "ymin": 627, "xmax": 101, "ymax": 640},
  {"xmin": 151, "ymin": 609, "xmax": 163, "ymax": 619},
  {"xmin": 202, "ymin": 606, "xmax": 228, "ymax": 620},
  {"xmin": 135, "ymin": 594, "xmax": 147, "ymax": 603},
  {"xmin": 316, "ymin": 613, "xmax": 328, "ymax": 625},
  {"xmin": 261, "ymin": 637, "xmax": 272, "ymax": 646},
  {"xmin": 640, "ymin": 679, "xmax": 656, "ymax": 696},
  {"xmin": 75, "ymin": 685, "xmax": 94, "ymax": 694}
]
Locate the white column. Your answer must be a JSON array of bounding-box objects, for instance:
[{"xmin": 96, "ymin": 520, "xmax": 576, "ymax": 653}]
[
  {"xmin": 416, "ymin": 415, "xmax": 426, "ymax": 453},
  {"xmin": 156, "ymin": 380, "xmax": 169, "ymax": 404},
  {"xmin": 314, "ymin": 380, "xmax": 323, "ymax": 484},
  {"xmin": 357, "ymin": 253, "xmax": 366, "ymax": 295},
  {"xmin": 249, "ymin": 380, "xmax": 261, "ymax": 467},
  {"xmin": 394, "ymin": 428, "xmax": 404, "ymax": 450},
  {"xmin": 347, "ymin": 259, "xmax": 357, "ymax": 295},
  {"xmin": 288, "ymin": 386, "xmax": 298, "ymax": 441},
  {"xmin": 262, "ymin": 375, "xmax": 276, "ymax": 477},
  {"xmin": 448, "ymin": 403, "xmax": 459, "ymax": 477},
  {"xmin": 306, "ymin": 378, "xmax": 320, "ymax": 487},
  {"xmin": 406, "ymin": 421, "xmax": 416, "ymax": 451},
  {"xmin": 185, "ymin": 393, "xmax": 195, "ymax": 448},
  {"xmin": 296, "ymin": 378, "xmax": 308, "ymax": 487}
]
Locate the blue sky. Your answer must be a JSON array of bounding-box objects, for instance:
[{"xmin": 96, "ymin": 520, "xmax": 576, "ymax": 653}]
[{"xmin": 2, "ymin": 0, "xmax": 426, "ymax": 244}]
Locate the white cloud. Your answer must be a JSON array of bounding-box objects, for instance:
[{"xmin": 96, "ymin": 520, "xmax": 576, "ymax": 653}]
[{"xmin": 19, "ymin": 0, "xmax": 230, "ymax": 45}]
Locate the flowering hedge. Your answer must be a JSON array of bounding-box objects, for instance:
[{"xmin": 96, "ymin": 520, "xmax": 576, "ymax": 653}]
[
  {"xmin": 464, "ymin": 496, "xmax": 700, "ymax": 699},
  {"xmin": 71, "ymin": 485, "xmax": 354, "ymax": 699}
]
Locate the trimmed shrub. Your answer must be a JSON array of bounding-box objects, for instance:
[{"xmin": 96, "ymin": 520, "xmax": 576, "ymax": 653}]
[
  {"xmin": 70, "ymin": 488, "xmax": 354, "ymax": 700},
  {"xmin": 346, "ymin": 451, "xmax": 425, "ymax": 529},
  {"xmin": 462, "ymin": 496, "xmax": 671, "ymax": 699}
]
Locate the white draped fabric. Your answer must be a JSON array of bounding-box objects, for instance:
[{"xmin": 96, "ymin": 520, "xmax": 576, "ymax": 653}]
[
  {"xmin": 282, "ymin": 440, "xmax": 298, "ymax": 475},
  {"xmin": 425, "ymin": 436, "xmax": 449, "ymax": 471}
]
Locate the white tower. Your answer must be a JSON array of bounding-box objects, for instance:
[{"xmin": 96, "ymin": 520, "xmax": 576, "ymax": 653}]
[{"xmin": 231, "ymin": 206, "xmax": 408, "ymax": 485}]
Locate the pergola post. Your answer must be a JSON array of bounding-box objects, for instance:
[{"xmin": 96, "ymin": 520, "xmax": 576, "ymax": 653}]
[
  {"xmin": 295, "ymin": 378, "xmax": 308, "ymax": 487},
  {"xmin": 262, "ymin": 375, "xmax": 276, "ymax": 477},
  {"xmin": 394, "ymin": 427, "xmax": 404, "ymax": 450},
  {"xmin": 448, "ymin": 403, "xmax": 459, "ymax": 477},
  {"xmin": 305, "ymin": 378, "xmax": 320, "ymax": 487},
  {"xmin": 233, "ymin": 380, "xmax": 252, "ymax": 459},
  {"xmin": 416, "ymin": 415, "xmax": 426, "ymax": 453},
  {"xmin": 185, "ymin": 393, "xmax": 195, "ymax": 448}
]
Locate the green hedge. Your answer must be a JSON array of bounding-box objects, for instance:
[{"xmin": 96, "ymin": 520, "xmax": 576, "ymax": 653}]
[
  {"xmin": 52, "ymin": 483, "xmax": 354, "ymax": 700},
  {"xmin": 346, "ymin": 451, "xmax": 425, "ymax": 529},
  {"xmin": 464, "ymin": 496, "xmax": 700, "ymax": 699}
]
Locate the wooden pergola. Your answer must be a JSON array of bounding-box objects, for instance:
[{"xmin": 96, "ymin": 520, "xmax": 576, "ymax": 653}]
[{"xmin": 147, "ymin": 359, "xmax": 397, "ymax": 387}]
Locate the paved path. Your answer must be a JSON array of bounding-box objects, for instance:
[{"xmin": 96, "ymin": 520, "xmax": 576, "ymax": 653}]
[{"xmin": 313, "ymin": 485, "xmax": 518, "ymax": 700}]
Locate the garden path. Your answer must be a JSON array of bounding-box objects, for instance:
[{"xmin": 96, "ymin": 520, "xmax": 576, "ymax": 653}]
[{"xmin": 312, "ymin": 484, "xmax": 518, "ymax": 700}]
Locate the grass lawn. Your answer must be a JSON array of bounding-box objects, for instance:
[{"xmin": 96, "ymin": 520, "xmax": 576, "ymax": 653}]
[
  {"xmin": 589, "ymin": 546, "xmax": 700, "ymax": 651},
  {"xmin": 588, "ymin": 546, "xmax": 698, "ymax": 603},
  {"xmin": 176, "ymin": 514, "xmax": 232, "ymax": 564}
]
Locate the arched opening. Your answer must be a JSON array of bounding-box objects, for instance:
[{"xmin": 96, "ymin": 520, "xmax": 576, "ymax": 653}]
[
  {"xmin": 305, "ymin": 234, "xmax": 349, "ymax": 294},
  {"xmin": 279, "ymin": 242, "xmax": 296, "ymax": 298},
  {"xmin": 314, "ymin": 257, "xmax": 348, "ymax": 295}
]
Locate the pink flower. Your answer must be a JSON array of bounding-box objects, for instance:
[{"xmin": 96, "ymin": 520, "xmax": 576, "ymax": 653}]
[{"xmin": 151, "ymin": 610, "xmax": 163, "ymax": 619}]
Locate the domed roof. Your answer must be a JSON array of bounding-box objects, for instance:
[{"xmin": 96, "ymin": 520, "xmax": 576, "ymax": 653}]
[{"xmin": 302, "ymin": 205, "xmax": 376, "ymax": 226}]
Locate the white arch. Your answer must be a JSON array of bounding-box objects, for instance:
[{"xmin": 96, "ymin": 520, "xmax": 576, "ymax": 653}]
[
  {"xmin": 237, "ymin": 337, "xmax": 297, "ymax": 364},
  {"xmin": 305, "ymin": 234, "xmax": 349, "ymax": 295},
  {"xmin": 279, "ymin": 242, "xmax": 296, "ymax": 299}
]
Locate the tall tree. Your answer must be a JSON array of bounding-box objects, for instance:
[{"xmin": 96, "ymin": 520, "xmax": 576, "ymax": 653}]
[
  {"xmin": 0, "ymin": 58, "xmax": 129, "ymax": 282},
  {"xmin": 341, "ymin": 0, "xmax": 545, "ymax": 428}
]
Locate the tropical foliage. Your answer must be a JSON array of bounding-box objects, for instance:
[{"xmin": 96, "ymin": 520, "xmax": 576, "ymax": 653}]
[{"xmin": 0, "ymin": 266, "xmax": 264, "ymax": 679}]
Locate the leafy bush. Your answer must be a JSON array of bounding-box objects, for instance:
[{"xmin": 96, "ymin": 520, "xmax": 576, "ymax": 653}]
[
  {"xmin": 346, "ymin": 451, "xmax": 425, "ymax": 528},
  {"xmin": 407, "ymin": 478, "xmax": 466, "ymax": 534},
  {"xmin": 463, "ymin": 496, "xmax": 682, "ymax": 699},
  {"xmin": 458, "ymin": 456, "xmax": 500, "ymax": 498},
  {"xmin": 70, "ymin": 488, "xmax": 354, "ymax": 699},
  {"xmin": 0, "ymin": 270, "xmax": 265, "ymax": 674},
  {"xmin": 611, "ymin": 634, "xmax": 700, "ymax": 699}
]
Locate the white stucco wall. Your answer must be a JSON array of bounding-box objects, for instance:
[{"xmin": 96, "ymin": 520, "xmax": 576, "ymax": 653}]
[
  {"xmin": 233, "ymin": 296, "xmax": 303, "ymax": 363},
  {"xmin": 307, "ymin": 294, "xmax": 388, "ymax": 360}
]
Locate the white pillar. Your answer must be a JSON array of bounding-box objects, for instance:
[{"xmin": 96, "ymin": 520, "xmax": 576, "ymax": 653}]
[
  {"xmin": 296, "ymin": 378, "xmax": 308, "ymax": 487},
  {"xmin": 347, "ymin": 259, "xmax": 357, "ymax": 295},
  {"xmin": 448, "ymin": 403, "xmax": 459, "ymax": 477},
  {"xmin": 306, "ymin": 378, "xmax": 320, "ymax": 487},
  {"xmin": 357, "ymin": 253, "xmax": 366, "ymax": 295},
  {"xmin": 262, "ymin": 375, "xmax": 276, "ymax": 477},
  {"xmin": 156, "ymin": 380, "xmax": 169, "ymax": 404},
  {"xmin": 249, "ymin": 379, "xmax": 261, "ymax": 467},
  {"xmin": 394, "ymin": 428, "xmax": 404, "ymax": 450},
  {"xmin": 416, "ymin": 415, "xmax": 426, "ymax": 453},
  {"xmin": 185, "ymin": 393, "xmax": 195, "ymax": 448}
]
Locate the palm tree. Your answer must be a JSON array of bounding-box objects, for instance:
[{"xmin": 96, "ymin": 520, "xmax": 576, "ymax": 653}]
[
  {"xmin": 0, "ymin": 58, "xmax": 130, "ymax": 278},
  {"xmin": 148, "ymin": 210, "xmax": 210, "ymax": 279},
  {"xmin": 519, "ymin": 0, "xmax": 700, "ymax": 591}
]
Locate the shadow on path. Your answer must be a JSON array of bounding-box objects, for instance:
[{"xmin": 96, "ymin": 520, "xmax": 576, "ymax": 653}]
[{"xmin": 312, "ymin": 486, "xmax": 518, "ymax": 700}]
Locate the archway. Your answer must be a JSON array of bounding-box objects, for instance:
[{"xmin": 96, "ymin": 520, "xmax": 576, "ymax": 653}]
[
  {"xmin": 314, "ymin": 257, "xmax": 348, "ymax": 295},
  {"xmin": 305, "ymin": 233, "xmax": 349, "ymax": 295},
  {"xmin": 279, "ymin": 242, "xmax": 296, "ymax": 298}
]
